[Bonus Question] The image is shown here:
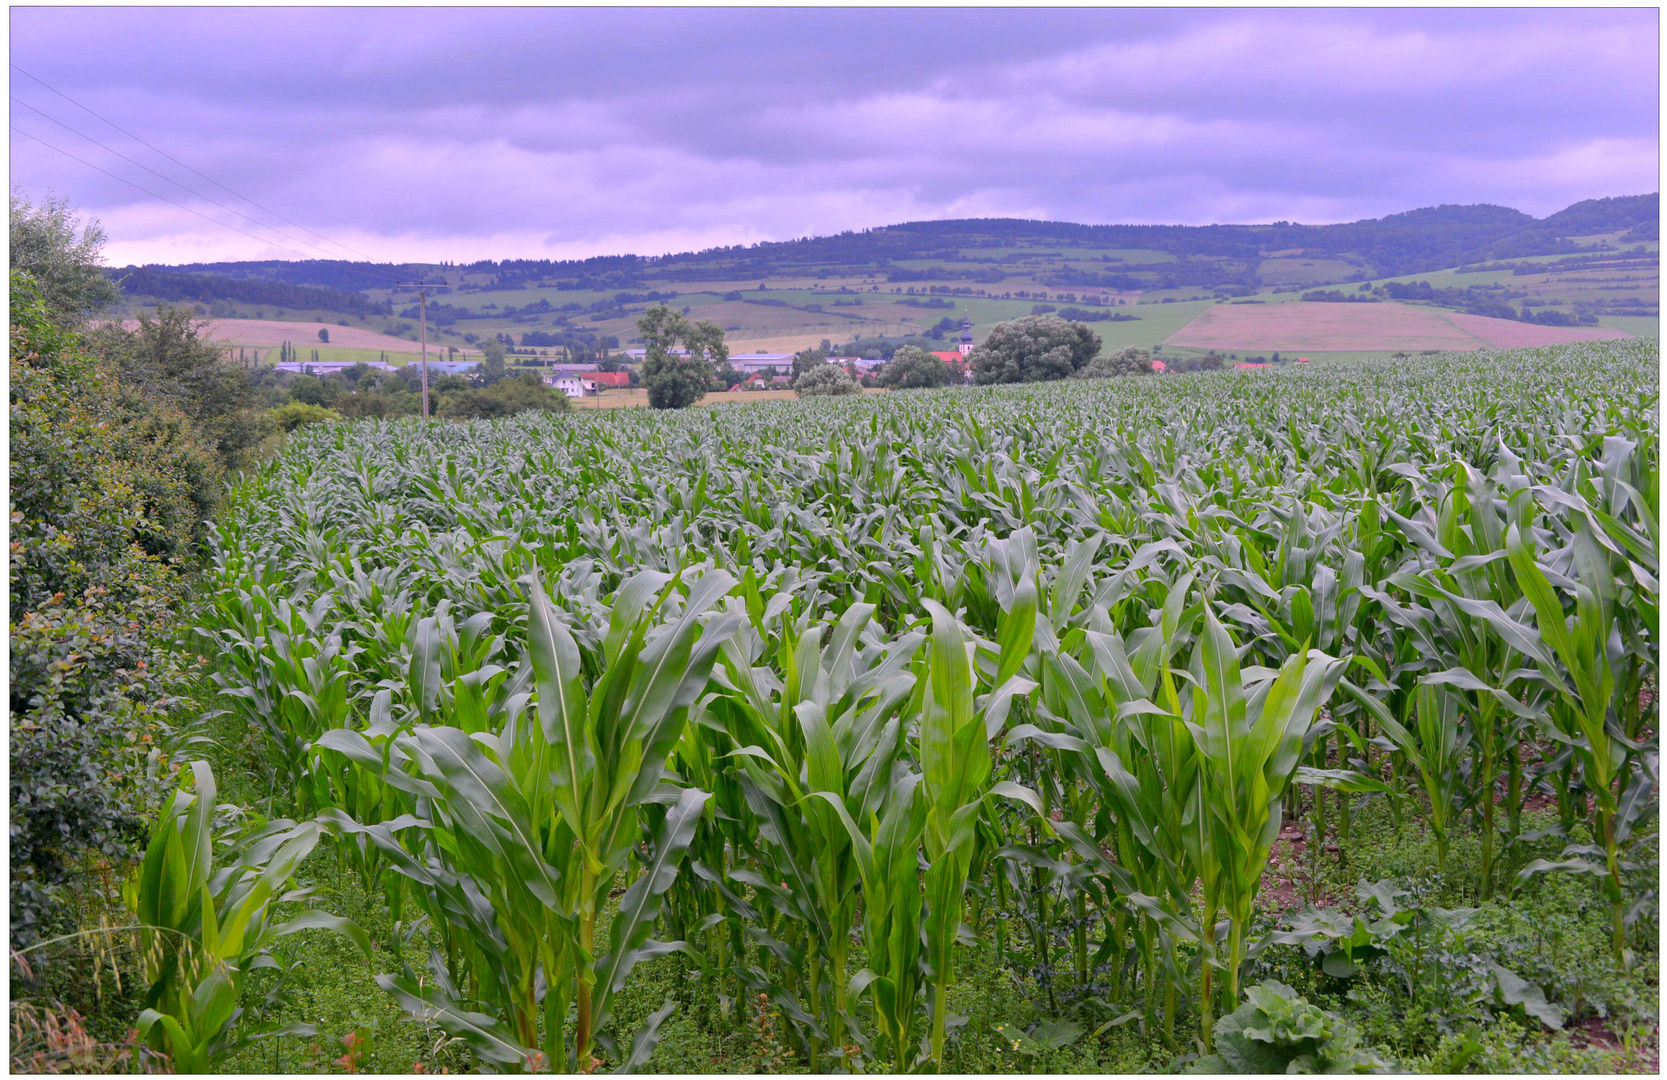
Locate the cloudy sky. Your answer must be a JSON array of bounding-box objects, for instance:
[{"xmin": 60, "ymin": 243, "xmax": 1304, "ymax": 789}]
[{"xmin": 9, "ymin": 7, "xmax": 1659, "ymax": 266}]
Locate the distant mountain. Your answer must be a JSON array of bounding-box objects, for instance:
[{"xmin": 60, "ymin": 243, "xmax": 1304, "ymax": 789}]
[{"xmin": 124, "ymin": 193, "xmax": 1657, "ymax": 298}]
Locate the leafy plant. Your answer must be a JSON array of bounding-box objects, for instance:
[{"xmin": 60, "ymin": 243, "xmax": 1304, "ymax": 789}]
[
  {"xmin": 124, "ymin": 761, "xmax": 367, "ymax": 1072},
  {"xmin": 1191, "ymin": 980, "xmax": 1392, "ymax": 1074}
]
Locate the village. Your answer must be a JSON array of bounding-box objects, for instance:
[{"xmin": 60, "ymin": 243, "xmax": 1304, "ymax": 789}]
[{"xmin": 272, "ymin": 318, "xmax": 988, "ymax": 397}]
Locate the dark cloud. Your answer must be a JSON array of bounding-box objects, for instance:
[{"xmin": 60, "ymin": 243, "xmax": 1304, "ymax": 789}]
[{"xmin": 9, "ymin": 7, "xmax": 1658, "ymax": 264}]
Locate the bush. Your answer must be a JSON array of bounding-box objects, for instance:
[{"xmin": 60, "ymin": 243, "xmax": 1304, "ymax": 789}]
[
  {"xmin": 268, "ymin": 401, "xmax": 342, "ymax": 432},
  {"xmin": 439, "ymin": 372, "xmax": 571, "ymax": 420},
  {"xmin": 9, "ymin": 271, "xmax": 215, "ymax": 948},
  {"xmin": 1074, "ymin": 346, "xmax": 1154, "ymax": 379},
  {"xmin": 793, "ymin": 363, "xmax": 860, "ymax": 397}
]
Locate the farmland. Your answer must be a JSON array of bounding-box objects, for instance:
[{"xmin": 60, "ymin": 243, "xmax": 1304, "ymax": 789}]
[
  {"xmin": 114, "ymin": 194, "xmax": 1657, "ymax": 366},
  {"xmin": 59, "ymin": 337, "xmax": 1650, "ymax": 1073},
  {"xmin": 1167, "ymin": 301, "xmax": 1631, "ymax": 353}
]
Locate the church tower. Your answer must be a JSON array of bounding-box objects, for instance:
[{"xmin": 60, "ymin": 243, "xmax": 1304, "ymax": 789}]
[{"xmin": 958, "ymin": 317, "xmax": 973, "ymax": 355}]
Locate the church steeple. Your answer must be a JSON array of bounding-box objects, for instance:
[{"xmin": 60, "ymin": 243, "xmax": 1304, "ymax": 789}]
[{"xmin": 958, "ymin": 317, "xmax": 973, "ymax": 355}]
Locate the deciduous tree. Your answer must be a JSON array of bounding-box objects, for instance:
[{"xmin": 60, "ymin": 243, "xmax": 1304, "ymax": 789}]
[
  {"xmin": 637, "ymin": 305, "xmax": 727, "ymax": 409},
  {"xmin": 968, "ymin": 315, "xmax": 1100, "ymax": 384}
]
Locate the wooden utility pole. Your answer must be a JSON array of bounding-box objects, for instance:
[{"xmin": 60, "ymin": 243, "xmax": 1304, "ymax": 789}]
[{"xmin": 395, "ymin": 280, "xmax": 448, "ymax": 419}]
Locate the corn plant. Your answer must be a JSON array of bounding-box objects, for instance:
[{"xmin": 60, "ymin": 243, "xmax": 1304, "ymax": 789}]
[
  {"xmin": 126, "ymin": 762, "xmax": 367, "ymax": 1072},
  {"xmin": 335, "ymin": 566, "xmax": 742, "ymax": 1071},
  {"xmin": 1506, "ymin": 515, "xmax": 1645, "ymax": 960},
  {"xmin": 1190, "ymin": 610, "xmax": 1347, "ymax": 1035},
  {"xmin": 706, "ymin": 599, "xmax": 925, "ymax": 1066}
]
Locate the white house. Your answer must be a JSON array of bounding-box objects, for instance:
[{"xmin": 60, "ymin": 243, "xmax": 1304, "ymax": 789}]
[
  {"xmin": 727, "ymin": 353, "xmax": 795, "ymax": 375},
  {"xmin": 550, "ymin": 375, "xmax": 591, "ymax": 398},
  {"xmin": 275, "ymin": 360, "xmax": 394, "ymax": 375}
]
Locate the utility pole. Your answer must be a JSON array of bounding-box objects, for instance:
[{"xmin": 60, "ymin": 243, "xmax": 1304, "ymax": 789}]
[{"xmin": 395, "ymin": 279, "xmax": 448, "ymax": 419}]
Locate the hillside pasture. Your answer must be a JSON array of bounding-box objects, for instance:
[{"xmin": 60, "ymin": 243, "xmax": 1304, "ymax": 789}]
[
  {"xmin": 1254, "ymin": 256, "xmax": 1365, "ymax": 286},
  {"xmin": 1164, "ymin": 300, "xmax": 1632, "ymax": 352}
]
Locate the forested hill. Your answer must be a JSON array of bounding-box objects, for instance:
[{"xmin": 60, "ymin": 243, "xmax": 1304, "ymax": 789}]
[
  {"xmin": 107, "ymin": 264, "xmax": 392, "ymax": 317},
  {"xmin": 130, "ymin": 192, "xmax": 1656, "ymax": 294}
]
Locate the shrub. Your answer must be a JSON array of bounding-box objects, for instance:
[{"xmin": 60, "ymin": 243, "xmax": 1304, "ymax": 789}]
[
  {"xmin": 793, "ymin": 363, "xmax": 860, "ymax": 397},
  {"xmin": 439, "ymin": 373, "xmax": 571, "ymax": 420},
  {"xmin": 1074, "ymin": 346, "xmax": 1154, "ymax": 379},
  {"xmin": 268, "ymin": 401, "xmax": 342, "ymax": 432},
  {"xmin": 9, "ymin": 271, "xmax": 216, "ymax": 948}
]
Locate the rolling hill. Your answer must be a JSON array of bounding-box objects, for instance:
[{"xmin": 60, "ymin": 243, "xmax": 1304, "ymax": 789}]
[{"xmin": 111, "ymin": 193, "xmax": 1657, "ymax": 362}]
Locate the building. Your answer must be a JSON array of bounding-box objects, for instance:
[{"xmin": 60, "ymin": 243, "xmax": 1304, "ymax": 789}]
[
  {"xmin": 422, "ymin": 359, "xmax": 481, "ymax": 375},
  {"xmin": 726, "ymin": 353, "xmax": 795, "ymax": 375},
  {"xmin": 930, "ymin": 351, "xmax": 973, "ymax": 382},
  {"xmin": 957, "ymin": 318, "xmax": 974, "ymax": 355},
  {"xmin": 547, "ymin": 371, "xmax": 633, "ymax": 397},
  {"xmin": 1152, "ymin": 359, "xmax": 1168, "ymax": 373},
  {"xmin": 274, "ymin": 360, "xmax": 394, "ymax": 375}
]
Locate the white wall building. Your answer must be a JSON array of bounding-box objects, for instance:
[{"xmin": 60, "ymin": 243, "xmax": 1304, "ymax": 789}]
[
  {"xmin": 727, "ymin": 353, "xmax": 795, "ymax": 375},
  {"xmin": 274, "ymin": 360, "xmax": 395, "ymax": 375}
]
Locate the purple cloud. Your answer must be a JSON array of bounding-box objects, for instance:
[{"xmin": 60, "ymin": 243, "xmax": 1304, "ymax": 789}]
[{"xmin": 9, "ymin": 8, "xmax": 1658, "ymax": 265}]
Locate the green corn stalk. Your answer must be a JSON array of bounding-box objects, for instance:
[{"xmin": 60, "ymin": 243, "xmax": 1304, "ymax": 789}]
[
  {"xmin": 817, "ymin": 767, "xmax": 928, "ymax": 1072},
  {"xmin": 1339, "ymin": 676, "xmax": 1466, "ymax": 869},
  {"xmin": 1024, "ymin": 566, "xmax": 1204, "ymax": 1046},
  {"xmin": 126, "ymin": 762, "xmax": 368, "ymax": 1072},
  {"xmin": 711, "ymin": 600, "xmax": 925, "ymax": 1064},
  {"xmin": 917, "ymin": 581, "xmax": 1040, "ymax": 1071},
  {"xmin": 1506, "ymin": 517, "xmax": 1639, "ymax": 960},
  {"xmin": 334, "ymin": 567, "xmax": 741, "ymax": 1071},
  {"xmin": 1190, "ymin": 610, "xmax": 1347, "ymax": 1029}
]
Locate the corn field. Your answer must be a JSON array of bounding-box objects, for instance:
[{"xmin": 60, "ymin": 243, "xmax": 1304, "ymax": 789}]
[{"xmin": 151, "ymin": 341, "xmax": 1656, "ymax": 1072}]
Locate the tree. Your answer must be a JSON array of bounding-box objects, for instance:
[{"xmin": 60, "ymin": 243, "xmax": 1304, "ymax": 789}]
[
  {"xmin": 637, "ymin": 304, "xmax": 727, "ymax": 409},
  {"xmin": 478, "ymin": 337, "xmax": 507, "ymax": 384},
  {"xmin": 1073, "ymin": 346, "xmax": 1154, "ymax": 379},
  {"xmin": 793, "ymin": 363, "xmax": 860, "ymax": 397},
  {"xmin": 792, "ymin": 346, "xmax": 829, "ymax": 380},
  {"xmin": 317, "ymin": 327, "xmax": 330, "ymax": 344},
  {"xmin": 9, "ymin": 192, "xmax": 119, "ymax": 325},
  {"xmin": 85, "ymin": 306, "xmax": 260, "ymax": 464},
  {"xmin": 878, "ymin": 345, "xmax": 951, "ymax": 389},
  {"xmin": 967, "ymin": 315, "xmax": 1100, "ymax": 384}
]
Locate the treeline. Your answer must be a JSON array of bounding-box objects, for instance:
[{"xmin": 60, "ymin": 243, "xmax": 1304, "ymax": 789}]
[
  {"xmin": 111, "ymin": 264, "xmax": 391, "ymax": 317},
  {"xmin": 1378, "ymin": 280, "xmax": 1599, "ymax": 325}
]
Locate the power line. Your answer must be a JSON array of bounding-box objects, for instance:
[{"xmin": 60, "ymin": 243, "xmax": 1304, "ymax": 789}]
[
  {"xmin": 10, "ymin": 125, "xmax": 317, "ymax": 259},
  {"xmin": 10, "ymin": 95, "xmax": 358, "ymax": 266},
  {"xmin": 10, "ymin": 62, "xmax": 380, "ymax": 263}
]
